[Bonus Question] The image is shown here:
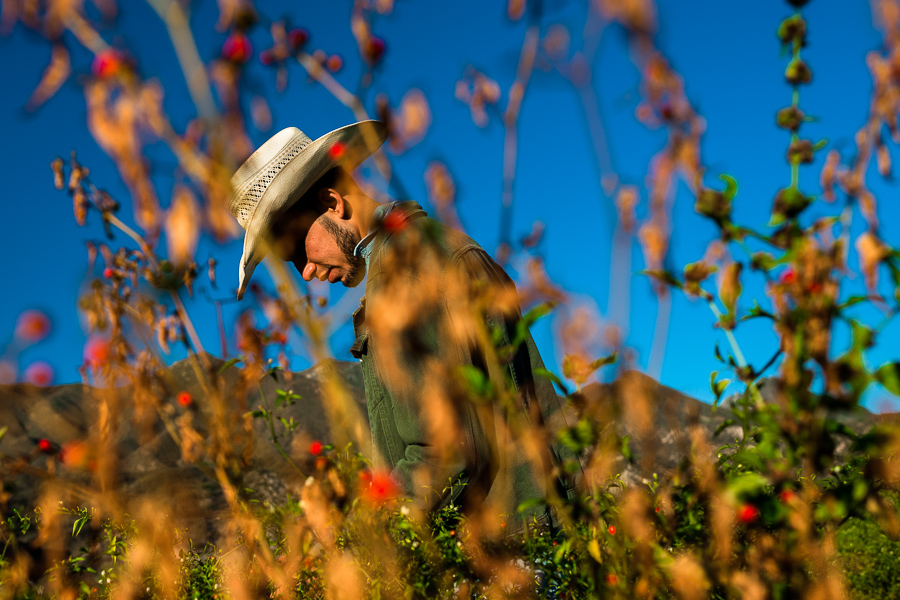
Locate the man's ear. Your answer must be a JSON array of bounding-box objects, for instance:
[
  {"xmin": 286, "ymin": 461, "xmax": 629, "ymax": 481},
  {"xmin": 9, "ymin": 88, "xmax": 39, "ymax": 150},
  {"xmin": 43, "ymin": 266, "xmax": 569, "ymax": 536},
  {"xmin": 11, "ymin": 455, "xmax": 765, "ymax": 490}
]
[
  {"xmin": 318, "ymin": 188, "xmax": 350, "ymax": 219},
  {"xmin": 316, "ymin": 187, "xmax": 345, "ymax": 217}
]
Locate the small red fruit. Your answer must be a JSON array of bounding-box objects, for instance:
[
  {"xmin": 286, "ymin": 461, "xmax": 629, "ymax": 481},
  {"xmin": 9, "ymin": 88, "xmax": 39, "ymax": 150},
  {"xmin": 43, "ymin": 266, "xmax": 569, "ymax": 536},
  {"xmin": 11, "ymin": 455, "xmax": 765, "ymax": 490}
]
[
  {"xmin": 37, "ymin": 439, "xmax": 53, "ymax": 453},
  {"xmin": 177, "ymin": 391, "xmax": 192, "ymax": 407},
  {"xmin": 103, "ymin": 267, "xmax": 114, "ymax": 278},
  {"xmin": 24, "ymin": 362, "xmax": 54, "ymax": 386},
  {"xmin": 779, "ymin": 267, "xmax": 797, "ymax": 285},
  {"xmin": 606, "ymin": 573, "xmax": 618, "ymax": 585},
  {"xmin": 16, "ymin": 310, "xmax": 51, "ymax": 342},
  {"xmin": 84, "ymin": 336, "xmax": 110, "ymax": 369},
  {"xmin": 325, "ymin": 54, "xmax": 343, "ymax": 72},
  {"xmin": 382, "ymin": 211, "xmax": 406, "ymax": 234},
  {"xmin": 309, "ymin": 440, "xmax": 323, "ymax": 455},
  {"xmin": 364, "ymin": 470, "xmax": 399, "ymax": 503},
  {"xmin": 779, "ymin": 489, "xmax": 796, "ymax": 503},
  {"xmin": 222, "ymin": 32, "xmax": 252, "ymax": 63},
  {"xmin": 607, "ymin": 524, "xmax": 616, "ymax": 536},
  {"xmin": 92, "ymin": 50, "xmax": 123, "ymax": 78},
  {"xmin": 737, "ymin": 504, "xmax": 759, "ymax": 523},
  {"xmin": 288, "ymin": 28, "xmax": 309, "ymax": 49},
  {"xmin": 327, "ymin": 141, "xmax": 346, "ymax": 161},
  {"xmin": 60, "ymin": 440, "xmax": 89, "ymax": 469},
  {"xmin": 315, "ymin": 456, "xmax": 327, "ymax": 470},
  {"xmin": 655, "ymin": 506, "xmax": 661, "ymax": 513},
  {"xmin": 365, "ymin": 36, "xmax": 386, "ymax": 63}
]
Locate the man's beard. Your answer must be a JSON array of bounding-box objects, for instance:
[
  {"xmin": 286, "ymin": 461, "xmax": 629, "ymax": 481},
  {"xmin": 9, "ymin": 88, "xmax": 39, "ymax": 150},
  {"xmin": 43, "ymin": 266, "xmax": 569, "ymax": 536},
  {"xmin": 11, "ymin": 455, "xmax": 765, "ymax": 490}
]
[{"xmin": 319, "ymin": 216, "xmax": 365, "ymax": 287}]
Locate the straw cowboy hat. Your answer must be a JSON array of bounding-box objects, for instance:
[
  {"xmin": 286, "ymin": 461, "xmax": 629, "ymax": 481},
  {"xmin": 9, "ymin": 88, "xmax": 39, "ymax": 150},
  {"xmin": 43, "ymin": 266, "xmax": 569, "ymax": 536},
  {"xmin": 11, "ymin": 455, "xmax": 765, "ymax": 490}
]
[{"xmin": 228, "ymin": 120, "xmax": 387, "ymax": 300}]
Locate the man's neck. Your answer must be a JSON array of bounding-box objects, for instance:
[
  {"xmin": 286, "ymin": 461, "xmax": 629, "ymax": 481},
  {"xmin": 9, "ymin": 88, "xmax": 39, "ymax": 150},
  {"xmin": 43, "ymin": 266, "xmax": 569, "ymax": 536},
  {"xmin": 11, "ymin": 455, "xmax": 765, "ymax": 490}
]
[{"xmin": 343, "ymin": 192, "xmax": 382, "ymax": 240}]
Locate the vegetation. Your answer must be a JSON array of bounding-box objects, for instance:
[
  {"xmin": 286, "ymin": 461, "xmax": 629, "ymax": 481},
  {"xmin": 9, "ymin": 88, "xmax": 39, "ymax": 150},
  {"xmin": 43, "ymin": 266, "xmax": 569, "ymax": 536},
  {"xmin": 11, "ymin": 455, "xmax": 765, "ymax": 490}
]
[{"xmin": 2, "ymin": 0, "xmax": 900, "ymax": 598}]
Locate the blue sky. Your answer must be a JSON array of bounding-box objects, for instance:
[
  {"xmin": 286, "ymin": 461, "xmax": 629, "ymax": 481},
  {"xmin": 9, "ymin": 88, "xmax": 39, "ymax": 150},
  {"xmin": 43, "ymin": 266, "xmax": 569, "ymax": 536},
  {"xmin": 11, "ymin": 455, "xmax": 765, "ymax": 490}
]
[{"xmin": 1, "ymin": 0, "xmax": 898, "ymax": 411}]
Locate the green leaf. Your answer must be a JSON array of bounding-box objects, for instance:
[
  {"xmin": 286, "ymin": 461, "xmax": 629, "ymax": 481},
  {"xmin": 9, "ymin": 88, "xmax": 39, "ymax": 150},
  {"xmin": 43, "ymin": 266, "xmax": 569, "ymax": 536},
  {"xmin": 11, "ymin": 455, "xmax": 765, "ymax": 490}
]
[
  {"xmin": 589, "ymin": 352, "xmax": 618, "ymax": 371},
  {"xmin": 837, "ymin": 295, "xmax": 869, "ymax": 310},
  {"xmin": 875, "ymin": 362, "xmax": 900, "ymax": 396},
  {"xmin": 620, "ymin": 435, "xmax": 633, "ymax": 461},
  {"xmin": 516, "ymin": 497, "xmax": 545, "ymax": 514},
  {"xmin": 739, "ymin": 301, "xmax": 776, "ymax": 322},
  {"xmin": 458, "ymin": 365, "xmax": 493, "ymax": 399},
  {"xmin": 714, "ymin": 419, "xmax": 736, "ymax": 437},
  {"xmin": 715, "ymin": 379, "xmax": 731, "ymax": 399},
  {"xmin": 728, "ymin": 471, "xmax": 769, "ymax": 498},
  {"xmin": 720, "ymin": 174, "xmax": 738, "ymax": 201},
  {"xmin": 639, "ymin": 269, "xmax": 683, "ymax": 290},
  {"xmin": 218, "ymin": 357, "xmax": 243, "ymax": 374},
  {"xmin": 534, "ymin": 368, "xmax": 570, "ymax": 396}
]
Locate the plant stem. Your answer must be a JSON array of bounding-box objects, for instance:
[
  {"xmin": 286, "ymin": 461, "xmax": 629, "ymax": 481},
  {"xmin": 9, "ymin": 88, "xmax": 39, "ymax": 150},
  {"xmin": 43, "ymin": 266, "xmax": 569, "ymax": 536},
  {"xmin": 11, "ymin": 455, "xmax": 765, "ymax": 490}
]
[
  {"xmin": 708, "ymin": 300, "xmax": 747, "ymax": 368},
  {"xmin": 256, "ymin": 382, "xmax": 305, "ymax": 476}
]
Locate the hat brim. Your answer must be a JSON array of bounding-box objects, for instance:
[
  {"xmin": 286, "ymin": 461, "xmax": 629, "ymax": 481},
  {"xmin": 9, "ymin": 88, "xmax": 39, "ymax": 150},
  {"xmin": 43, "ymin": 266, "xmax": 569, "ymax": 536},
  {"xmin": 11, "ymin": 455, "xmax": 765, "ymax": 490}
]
[{"xmin": 237, "ymin": 120, "xmax": 387, "ymax": 300}]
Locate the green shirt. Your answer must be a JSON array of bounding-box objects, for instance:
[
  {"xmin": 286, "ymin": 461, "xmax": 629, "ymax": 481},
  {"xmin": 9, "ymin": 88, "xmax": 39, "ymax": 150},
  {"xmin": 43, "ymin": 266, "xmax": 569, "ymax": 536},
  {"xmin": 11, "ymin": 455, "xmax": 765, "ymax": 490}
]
[{"xmin": 350, "ymin": 201, "xmax": 573, "ymax": 533}]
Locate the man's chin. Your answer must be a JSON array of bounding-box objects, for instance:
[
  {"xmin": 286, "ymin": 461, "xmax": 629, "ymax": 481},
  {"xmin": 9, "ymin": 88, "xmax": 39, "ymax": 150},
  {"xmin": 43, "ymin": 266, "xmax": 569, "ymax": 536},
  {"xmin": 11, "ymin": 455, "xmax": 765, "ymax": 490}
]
[{"xmin": 342, "ymin": 267, "xmax": 366, "ymax": 288}]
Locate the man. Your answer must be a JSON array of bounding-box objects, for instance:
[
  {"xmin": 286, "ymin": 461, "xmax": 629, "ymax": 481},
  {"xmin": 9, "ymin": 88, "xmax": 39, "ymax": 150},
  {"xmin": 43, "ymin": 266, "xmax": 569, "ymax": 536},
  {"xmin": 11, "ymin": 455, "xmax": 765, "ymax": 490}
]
[{"xmin": 229, "ymin": 120, "xmax": 573, "ymax": 533}]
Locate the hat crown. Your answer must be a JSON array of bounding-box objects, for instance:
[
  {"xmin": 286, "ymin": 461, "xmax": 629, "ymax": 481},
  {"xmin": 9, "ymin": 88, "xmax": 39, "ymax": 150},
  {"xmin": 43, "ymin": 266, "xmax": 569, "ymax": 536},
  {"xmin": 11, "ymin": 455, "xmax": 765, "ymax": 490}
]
[{"xmin": 230, "ymin": 127, "xmax": 313, "ymax": 229}]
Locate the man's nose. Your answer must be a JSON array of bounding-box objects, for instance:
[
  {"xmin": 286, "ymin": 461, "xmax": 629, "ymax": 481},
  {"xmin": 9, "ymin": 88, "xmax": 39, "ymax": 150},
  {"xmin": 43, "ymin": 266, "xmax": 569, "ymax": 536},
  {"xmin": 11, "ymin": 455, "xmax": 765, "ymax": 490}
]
[{"xmin": 302, "ymin": 263, "xmax": 316, "ymax": 282}]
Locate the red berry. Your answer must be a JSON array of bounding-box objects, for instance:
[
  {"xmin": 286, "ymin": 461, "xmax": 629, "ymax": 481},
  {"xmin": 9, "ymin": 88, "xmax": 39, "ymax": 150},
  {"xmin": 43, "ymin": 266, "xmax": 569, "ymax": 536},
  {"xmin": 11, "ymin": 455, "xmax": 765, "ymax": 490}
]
[
  {"xmin": 16, "ymin": 310, "xmax": 51, "ymax": 342},
  {"xmin": 288, "ymin": 28, "xmax": 309, "ymax": 49},
  {"xmin": 737, "ymin": 504, "xmax": 759, "ymax": 524},
  {"xmin": 779, "ymin": 489, "xmax": 796, "ymax": 503},
  {"xmin": 607, "ymin": 524, "xmax": 616, "ymax": 536},
  {"xmin": 222, "ymin": 32, "xmax": 252, "ymax": 63},
  {"xmin": 84, "ymin": 337, "xmax": 110, "ymax": 369},
  {"xmin": 325, "ymin": 54, "xmax": 343, "ymax": 72},
  {"xmin": 382, "ymin": 211, "xmax": 406, "ymax": 234},
  {"xmin": 92, "ymin": 50, "xmax": 123, "ymax": 78},
  {"xmin": 779, "ymin": 267, "xmax": 797, "ymax": 285},
  {"xmin": 37, "ymin": 439, "xmax": 53, "ymax": 453},
  {"xmin": 315, "ymin": 456, "xmax": 327, "ymax": 470},
  {"xmin": 366, "ymin": 36, "xmax": 386, "ymax": 63},
  {"xmin": 655, "ymin": 506, "xmax": 661, "ymax": 513},
  {"xmin": 606, "ymin": 573, "xmax": 618, "ymax": 585},
  {"xmin": 24, "ymin": 362, "xmax": 54, "ymax": 386},
  {"xmin": 103, "ymin": 267, "xmax": 114, "ymax": 278},
  {"xmin": 309, "ymin": 440, "xmax": 323, "ymax": 455},
  {"xmin": 60, "ymin": 440, "xmax": 89, "ymax": 469},
  {"xmin": 177, "ymin": 391, "xmax": 192, "ymax": 407},
  {"xmin": 327, "ymin": 141, "xmax": 346, "ymax": 161},
  {"xmin": 364, "ymin": 471, "xmax": 399, "ymax": 503}
]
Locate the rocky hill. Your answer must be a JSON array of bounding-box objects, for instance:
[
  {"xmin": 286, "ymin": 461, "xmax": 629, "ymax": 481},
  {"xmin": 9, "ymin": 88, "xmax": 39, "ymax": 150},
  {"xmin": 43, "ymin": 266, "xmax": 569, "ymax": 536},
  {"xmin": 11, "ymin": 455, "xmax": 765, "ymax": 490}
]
[{"xmin": 0, "ymin": 357, "xmax": 886, "ymax": 546}]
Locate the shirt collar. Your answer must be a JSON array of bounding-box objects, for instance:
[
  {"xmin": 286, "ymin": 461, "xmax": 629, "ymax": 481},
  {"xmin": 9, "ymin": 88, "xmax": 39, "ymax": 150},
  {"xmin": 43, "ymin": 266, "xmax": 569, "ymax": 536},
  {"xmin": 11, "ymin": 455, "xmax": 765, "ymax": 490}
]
[{"xmin": 353, "ymin": 201, "xmax": 397, "ymax": 262}]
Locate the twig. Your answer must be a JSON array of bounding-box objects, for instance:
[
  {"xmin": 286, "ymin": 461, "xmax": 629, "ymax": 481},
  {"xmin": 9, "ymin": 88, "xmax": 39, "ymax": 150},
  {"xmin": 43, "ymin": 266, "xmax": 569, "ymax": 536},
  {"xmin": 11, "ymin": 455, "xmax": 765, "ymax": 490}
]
[
  {"xmin": 295, "ymin": 51, "xmax": 392, "ymax": 183},
  {"xmin": 647, "ymin": 290, "xmax": 671, "ymax": 379},
  {"xmin": 145, "ymin": 0, "xmax": 219, "ymax": 121},
  {"xmin": 708, "ymin": 300, "xmax": 747, "ymax": 368},
  {"xmin": 498, "ymin": 24, "xmax": 540, "ymax": 257}
]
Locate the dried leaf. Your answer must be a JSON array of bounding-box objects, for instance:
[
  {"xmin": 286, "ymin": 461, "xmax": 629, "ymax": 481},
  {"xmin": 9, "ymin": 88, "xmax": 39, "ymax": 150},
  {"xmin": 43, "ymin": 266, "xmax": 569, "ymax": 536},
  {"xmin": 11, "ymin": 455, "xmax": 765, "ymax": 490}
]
[
  {"xmin": 855, "ymin": 231, "xmax": 888, "ymax": 291},
  {"xmin": 165, "ymin": 186, "xmax": 200, "ymax": 266},
  {"xmin": 26, "ymin": 44, "xmax": 70, "ymax": 111},
  {"xmin": 508, "ymin": 0, "xmax": 525, "ymax": 21}
]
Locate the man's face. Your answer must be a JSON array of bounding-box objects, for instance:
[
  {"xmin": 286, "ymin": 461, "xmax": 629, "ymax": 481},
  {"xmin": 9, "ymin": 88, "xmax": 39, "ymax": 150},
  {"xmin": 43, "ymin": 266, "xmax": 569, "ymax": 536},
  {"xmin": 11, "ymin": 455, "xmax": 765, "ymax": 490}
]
[{"xmin": 299, "ymin": 214, "xmax": 366, "ymax": 288}]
